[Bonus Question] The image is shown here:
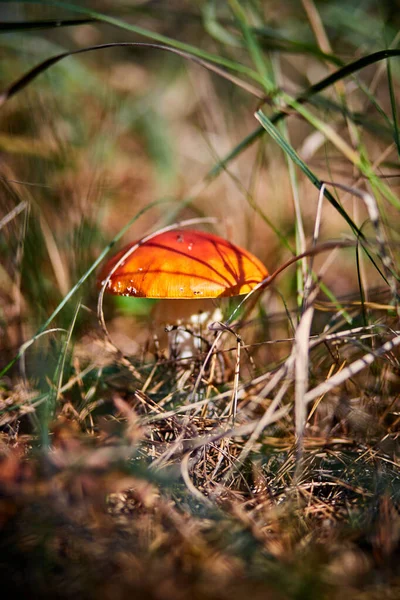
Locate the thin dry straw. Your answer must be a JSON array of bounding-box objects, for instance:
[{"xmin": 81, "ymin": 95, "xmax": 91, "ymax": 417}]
[
  {"xmin": 227, "ymin": 239, "xmax": 357, "ymax": 325},
  {"xmin": 302, "ymin": 183, "xmax": 326, "ymax": 308},
  {"xmin": 294, "ymin": 304, "xmax": 314, "ymax": 446},
  {"xmin": 153, "ymin": 403, "xmax": 290, "ymax": 466},
  {"xmin": 0, "ymin": 200, "xmax": 28, "ymax": 230},
  {"xmin": 293, "ymin": 254, "xmax": 340, "ymax": 473},
  {"xmin": 205, "ymin": 322, "xmax": 244, "ymax": 421},
  {"xmin": 225, "ymin": 248, "xmax": 341, "ymax": 475},
  {"xmin": 179, "ymin": 404, "xmax": 291, "ymax": 502},
  {"xmin": 191, "ymin": 240, "xmax": 356, "ymax": 405},
  {"xmin": 142, "ymin": 322, "xmax": 391, "ymax": 428},
  {"xmin": 224, "ymin": 368, "xmax": 294, "ymax": 480},
  {"xmin": 320, "ymin": 180, "xmax": 399, "ymax": 310},
  {"xmin": 304, "ymin": 331, "xmax": 400, "ymax": 405}
]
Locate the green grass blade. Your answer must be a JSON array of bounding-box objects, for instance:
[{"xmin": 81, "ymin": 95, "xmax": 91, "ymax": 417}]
[
  {"xmin": 0, "ymin": 198, "xmax": 173, "ymax": 380},
  {"xmin": 4, "ymin": 0, "xmax": 262, "ymax": 83},
  {"xmin": 207, "ymin": 126, "xmax": 264, "ymax": 180},
  {"xmin": 254, "ymin": 109, "xmax": 363, "ymax": 237},
  {"xmin": 0, "ymin": 18, "xmax": 94, "ymax": 32},
  {"xmin": 387, "ymin": 56, "xmax": 400, "ymax": 157},
  {"xmin": 208, "ymin": 49, "xmax": 400, "ymax": 180},
  {"xmin": 227, "ymin": 0, "xmax": 275, "ymax": 93},
  {"xmin": 202, "ymin": 1, "xmax": 241, "ymax": 47}
]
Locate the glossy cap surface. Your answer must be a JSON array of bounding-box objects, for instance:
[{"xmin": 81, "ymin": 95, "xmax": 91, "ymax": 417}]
[{"xmin": 98, "ymin": 229, "xmax": 268, "ymax": 299}]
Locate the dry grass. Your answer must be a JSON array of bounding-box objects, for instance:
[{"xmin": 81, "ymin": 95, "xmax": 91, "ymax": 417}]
[{"xmin": 1, "ymin": 2, "xmax": 400, "ymax": 599}]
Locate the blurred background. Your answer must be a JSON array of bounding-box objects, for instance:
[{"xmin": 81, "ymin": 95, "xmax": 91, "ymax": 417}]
[{"xmin": 1, "ymin": 0, "xmax": 400, "ymax": 384}]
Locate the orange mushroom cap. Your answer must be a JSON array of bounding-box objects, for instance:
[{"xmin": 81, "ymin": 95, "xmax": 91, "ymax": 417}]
[{"xmin": 98, "ymin": 229, "xmax": 268, "ymax": 299}]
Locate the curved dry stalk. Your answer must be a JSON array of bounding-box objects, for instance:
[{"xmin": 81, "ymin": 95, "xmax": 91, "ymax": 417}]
[
  {"xmin": 191, "ymin": 239, "xmax": 357, "ymax": 413},
  {"xmin": 0, "ymin": 42, "xmax": 265, "ymax": 109},
  {"xmin": 226, "ymin": 239, "xmax": 357, "ymax": 326},
  {"xmin": 19, "ymin": 328, "xmax": 68, "ymax": 383},
  {"xmin": 208, "ymin": 322, "xmax": 245, "ymax": 421},
  {"xmin": 181, "ymin": 453, "xmax": 213, "ymax": 507},
  {"xmin": 320, "ymin": 180, "xmax": 400, "ymax": 309},
  {"xmin": 97, "ymin": 217, "xmax": 218, "ymax": 381}
]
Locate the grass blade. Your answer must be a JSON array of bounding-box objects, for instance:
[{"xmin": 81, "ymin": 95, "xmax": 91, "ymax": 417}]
[{"xmin": 254, "ymin": 109, "xmax": 363, "ymax": 237}]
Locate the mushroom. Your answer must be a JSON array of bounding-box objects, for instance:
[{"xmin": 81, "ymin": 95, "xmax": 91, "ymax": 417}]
[
  {"xmin": 98, "ymin": 229, "xmax": 268, "ymax": 299},
  {"xmin": 98, "ymin": 228, "xmax": 268, "ymax": 358}
]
